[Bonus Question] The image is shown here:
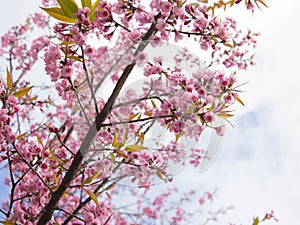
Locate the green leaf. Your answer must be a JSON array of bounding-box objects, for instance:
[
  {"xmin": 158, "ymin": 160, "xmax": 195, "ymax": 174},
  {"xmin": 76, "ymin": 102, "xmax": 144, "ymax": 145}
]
[
  {"xmin": 81, "ymin": 0, "xmax": 92, "ymax": 8},
  {"xmin": 235, "ymin": 96, "xmax": 245, "ymax": 106},
  {"xmin": 252, "ymin": 217, "xmax": 259, "ymax": 225},
  {"xmin": 223, "ymin": 42, "xmax": 232, "ymax": 48},
  {"xmin": 128, "ymin": 112, "xmax": 140, "ymax": 121},
  {"xmin": 57, "ymin": 0, "xmax": 79, "ymax": 18},
  {"xmin": 86, "ymin": 190, "xmax": 99, "ymax": 206},
  {"xmin": 0, "ymin": 221, "xmax": 16, "ymax": 225},
  {"xmin": 114, "ymin": 150, "xmax": 127, "ymax": 159},
  {"xmin": 88, "ymin": 0, "xmax": 101, "ymax": 21},
  {"xmin": 6, "ymin": 67, "xmax": 12, "ymax": 89},
  {"xmin": 37, "ymin": 135, "xmax": 43, "ymax": 147},
  {"xmin": 68, "ymin": 55, "xmax": 82, "ymax": 62},
  {"xmin": 84, "ymin": 171, "xmax": 101, "ymax": 184},
  {"xmin": 156, "ymin": 171, "xmax": 164, "ymax": 180},
  {"xmin": 29, "ymin": 96, "xmax": 38, "ymax": 102},
  {"xmin": 90, "ymin": 0, "xmax": 101, "ymax": 12},
  {"xmin": 17, "ymin": 133, "xmax": 27, "ymax": 141},
  {"xmin": 125, "ymin": 144, "xmax": 147, "ymax": 152},
  {"xmin": 13, "ymin": 86, "xmax": 33, "ymax": 99},
  {"xmin": 110, "ymin": 152, "xmax": 116, "ymax": 164},
  {"xmin": 217, "ymin": 112, "xmax": 234, "ymax": 119},
  {"xmin": 40, "ymin": 7, "xmax": 77, "ymax": 23},
  {"xmin": 53, "ymin": 173, "xmax": 59, "ymax": 185},
  {"xmin": 256, "ymin": 0, "xmax": 268, "ymax": 7},
  {"xmin": 122, "ymin": 129, "xmax": 128, "ymax": 146},
  {"xmin": 151, "ymin": 99, "xmax": 157, "ymax": 108},
  {"xmin": 112, "ymin": 129, "xmax": 119, "ymax": 148}
]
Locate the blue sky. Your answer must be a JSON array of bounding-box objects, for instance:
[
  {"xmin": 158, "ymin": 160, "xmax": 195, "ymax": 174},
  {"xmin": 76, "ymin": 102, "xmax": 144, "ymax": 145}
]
[{"xmin": 1, "ymin": 0, "xmax": 300, "ymax": 224}]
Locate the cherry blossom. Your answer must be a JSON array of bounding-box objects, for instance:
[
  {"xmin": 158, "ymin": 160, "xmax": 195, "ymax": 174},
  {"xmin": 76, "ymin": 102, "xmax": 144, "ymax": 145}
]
[{"xmin": 0, "ymin": 0, "xmax": 273, "ymax": 224}]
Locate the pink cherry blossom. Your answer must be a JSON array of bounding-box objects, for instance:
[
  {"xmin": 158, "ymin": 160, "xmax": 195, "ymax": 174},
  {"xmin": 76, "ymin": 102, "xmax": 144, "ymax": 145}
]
[
  {"xmin": 160, "ymin": 2, "xmax": 173, "ymax": 13},
  {"xmin": 0, "ymin": 0, "xmax": 265, "ymax": 224},
  {"xmin": 203, "ymin": 111, "xmax": 215, "ymax": 123},
  {"xmin": 215, "ymin": 124, "xmax": 228, "ymax": 136},
  {"xmin": 155, "ymin": 18, "xmax": 167, "ymax": 31}
]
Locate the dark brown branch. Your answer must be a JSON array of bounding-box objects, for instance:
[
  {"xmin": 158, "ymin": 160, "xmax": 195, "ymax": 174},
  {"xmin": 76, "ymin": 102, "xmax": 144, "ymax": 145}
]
[
  {"xmin": 56, "ymin": 208, "xmax": 86, "ymax": 223},
  {"xmin": 36, "ymin": 12, "xmax": 161, "ymax": 225},
  {"xmin": 0, "ymin": 208, "xmax": 7, "ymax": 217}
]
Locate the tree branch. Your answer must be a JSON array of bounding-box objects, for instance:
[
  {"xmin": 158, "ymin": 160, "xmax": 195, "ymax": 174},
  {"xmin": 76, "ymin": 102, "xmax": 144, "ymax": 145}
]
[
  {"xmin": 101, "ymin": 114, "xmax": 175, "ymax": 127},
  {"xmin": 36, "ymin": 12, "xmax": 161, "ymax": 225}
]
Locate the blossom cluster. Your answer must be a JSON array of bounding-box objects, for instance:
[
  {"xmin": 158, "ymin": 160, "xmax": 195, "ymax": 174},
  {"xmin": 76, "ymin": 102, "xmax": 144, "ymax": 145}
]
[{"xmin": 0, "ymin": 0, "xmax": 264, "ymax": 224}]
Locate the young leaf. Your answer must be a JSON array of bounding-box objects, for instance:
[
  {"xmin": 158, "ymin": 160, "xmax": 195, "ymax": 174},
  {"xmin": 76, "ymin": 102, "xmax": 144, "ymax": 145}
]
[
  {"xmin": 252, "ymin": 217, "xmax": 259, "ymax": 225},
  {"xmin": 122, "ymin": 129, "xmax": 128, "ymax": 146},
  {"xmin": 90, "ymin": 0, "xmax": 101, "ymax": 12},
  {"xmin": 57, "ymin": 0, "xmax": 78, "ymax": 18},
  {"xmin": 255, "ymin": 0, "xmax": 268, "ymax": 8},
  {"xmin": 144, "ymin": 112, "xmax": 152, "ymax": 117},
  {"xmin": 106, "ymin": 183, "xmax": 115, "ymax": 191},
  {"xmin": 151, "ymin": 99, "xmax": 157, "ymax": 108},
  {"xmin": 84, "ymin": 171, "xmax": 101, "ymax": 184},
  {"xmin": 53, "ymin": 173, "xmax": 59, "ymax": 184},
  {"xmin": 217, "ymin": 112, "xmax": 234, "ymax": 118},
  {"xmin": 125, "ymin": 144, "xmax": 147, "ymax": 152},
  {"xmin": 86, "ymin": 190, "xmax": 99, "ymax": 206},
  {"xmin": 223, "ymin": 42, "xmax": 232, "ymax": 48},
  {"xmin": 0, "ymin": 221, "xmax": 16, "ymax": 225},
  {"xmin": 128, "ymin": 112, "xmax": 140, "ymax": 121},
  {"xmin": 88, "ymin": 0, "xmax": 101, "ymax": 21},
  {"xmin": 105, "ymin": 192, "xmax": 111, "ymax": 199},
  {"xmin": 81, "ymin": 0, "xmax": 92, "ymax": 8},
  {"xmin": 156, "ymin": 171, "xmax": 163, "ymax": 180},
  {"xmin": 37, "ymin": 135, "xmax": 44, "ymax": 150},
  {"xmin": 13, "ymin": 86, "xmax": 33, "ymax": 99},
  {"xmin": 110, "ymin": 152, "xmax": 116, "ymax": 164},
  {"xmin": 6, "ymin": 67, "xmax": 12, "ymax": 89},
  {"xmin": 114, "ymin": 150, "xmax": 127, "ymax": 159},
  {"xmin": 17, "ymin": 133, "xmax": 27, "ymax": 141},
  {"xmin": 68, "ymin": 55, "xmax": 83, "ymax": 62},
  {"xmin": 40, "ymin": 7, "xmax": 77, "ymax": 23},
  {"xmin": 112, "ymin": 129, "xmax": 119, "ymax": 148},
  {"xmin": 235, "ymin": 96, "xmax": 245, "ymax": 106},
  {"xmin": 29, "ymin": 96, "xmax": 38, "ymax": 102}
]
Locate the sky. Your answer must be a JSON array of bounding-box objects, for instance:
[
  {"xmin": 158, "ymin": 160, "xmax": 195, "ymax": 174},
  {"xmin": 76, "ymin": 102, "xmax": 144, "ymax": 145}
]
[{"xmin": 0, "ymin": 0, "xmax": 299, "ymax": 224}]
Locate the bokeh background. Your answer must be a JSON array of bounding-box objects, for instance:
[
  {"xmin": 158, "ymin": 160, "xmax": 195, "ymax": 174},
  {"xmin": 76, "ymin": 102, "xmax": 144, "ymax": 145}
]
[{"xmin": 0, "ymin": 0, "xmax": 299, "ymax": 224}]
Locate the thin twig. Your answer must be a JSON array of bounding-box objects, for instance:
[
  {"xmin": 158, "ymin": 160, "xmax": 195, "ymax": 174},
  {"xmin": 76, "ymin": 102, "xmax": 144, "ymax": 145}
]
[
  {"xmin": 81, "ymin": 46, "xmax": 99, "ymax": 114},
  {"xmin": 13, "ymin": 143, "xmax": 53, "ymax": 193},
  {"xmin": 7, "ymin": 147, "xmax": 15, "ymax": 218},
  {"xmin": 0, "ymin": 208, "xmax": 7, "ymax": 217},
  {"xmin": 101, "ymin": 114, "xmax": 175, "ymax": 127},
  {"xmin": 68, "ymin": 78, "xmax": 92, "ymax": 127},
  {"xmin": 112, "ymin": 94, "xmax": 167, "ymax": 109},
  {"xmin": 56, "ymin": 134, "xmax": 75, "ymax": 156},
  {"xmin": 56, "ymin": 208, "xmax": 86, "ymax": 222}
]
